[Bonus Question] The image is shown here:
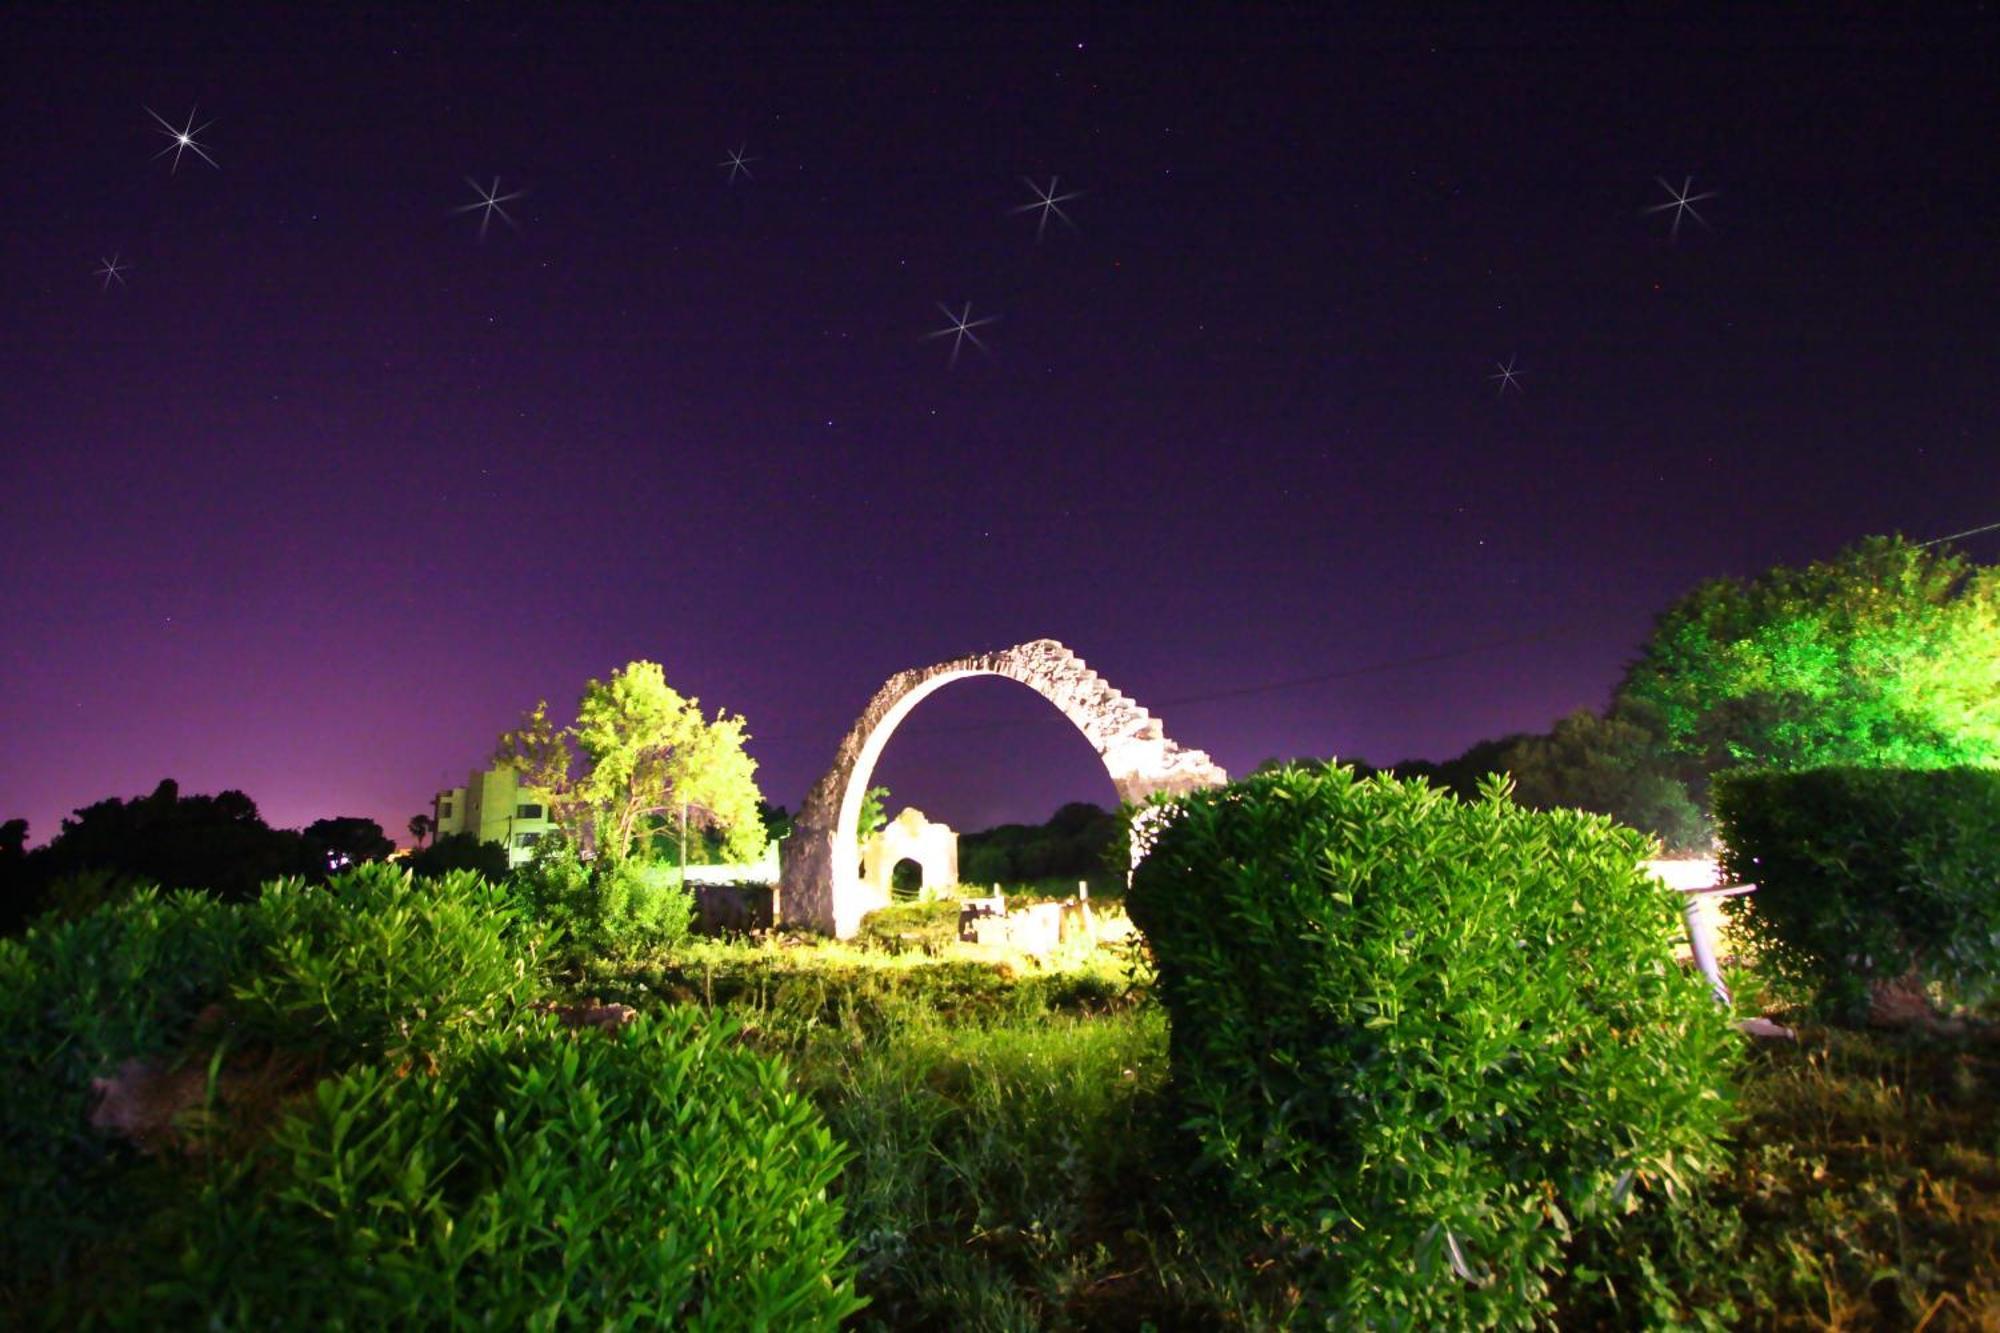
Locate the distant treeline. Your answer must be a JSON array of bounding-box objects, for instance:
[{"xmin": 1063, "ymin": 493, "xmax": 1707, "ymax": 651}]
[
  {"xmin": 957, "ymin": 801, "xmax": 1120, "ymax": 886},
  {"xmin": 0, "ymin": 779, "xmax": 504, "ymax": 935}
]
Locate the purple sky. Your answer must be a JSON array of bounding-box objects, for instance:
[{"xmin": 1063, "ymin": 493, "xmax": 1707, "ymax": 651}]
[{"xmin": 4, "ymin": 8, "xmax": 1995, "ymax": 845}]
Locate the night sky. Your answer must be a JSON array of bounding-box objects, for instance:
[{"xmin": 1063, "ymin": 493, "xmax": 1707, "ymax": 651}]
[{"xmin": 5, "ymin": 8, "xmax": 1996, "ymax": 846}]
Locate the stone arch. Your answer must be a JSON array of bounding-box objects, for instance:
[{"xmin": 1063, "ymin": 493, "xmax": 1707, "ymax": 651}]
[{"xmin": 779, "ymin": 639, "xmax": 1228, "ymax": 936}]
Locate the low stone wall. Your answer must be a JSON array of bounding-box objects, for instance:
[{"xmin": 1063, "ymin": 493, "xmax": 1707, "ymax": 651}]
[{"xmin": 693, "ymin": 882, "xmax": 774, "ymax": 934}]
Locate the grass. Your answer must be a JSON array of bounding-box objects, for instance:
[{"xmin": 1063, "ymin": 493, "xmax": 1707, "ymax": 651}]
[
  {"xmin": 577, "ymin": 935, "xmax": 1287, "ymax": 1329},
  {"xmin": 18, "ymin": 889, "xmax": 1994, "ymax": 1328},
  {"xmin": 1724, "ymin": 1024, "xmax": 2000, "ymax": 1329},
  {"xmin": 571, "ymin": 937, "xmax": 2000, "ymax": 1331}
]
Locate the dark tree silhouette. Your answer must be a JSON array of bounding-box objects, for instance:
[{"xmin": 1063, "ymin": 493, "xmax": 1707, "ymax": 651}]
[{"xmin": 303, "ymin": 817, "xmax": 396, "ymax": 872}]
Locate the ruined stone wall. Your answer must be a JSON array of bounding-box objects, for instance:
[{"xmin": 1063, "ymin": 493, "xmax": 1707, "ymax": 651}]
[{"xmin": 779, "ymin": 639, "xmax": 1227, "ymax": 936}]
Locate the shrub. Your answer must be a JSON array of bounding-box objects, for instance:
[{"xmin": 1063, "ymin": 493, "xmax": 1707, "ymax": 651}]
[
  {"xmin": 856, "ymin": 897, "xmax": 962, "ymax": 955},
  {"xmin": 512, "ymin": 835, "xmax": 694, "ymax": 962},
  {"xmin": 0, "ymin": 888, "xmax": 264, "ymax": 1286},
  {"xmin": 231, "ymin": 865, "xmax": 542, "ymax": 1070},
  {"xmin": 404, "ymin": 830, "xmax": 511, "ymax": 882},
  {"xmin": 1127, "ymin": 764, "xmax": 1740, "ymax": 1329},
  {"xmin": 1714, "ymin": 766, "xmax": 2000, "ymax": 1019},
  {"xmin": 141, "ymin": 1013, "xmax": 864, "ymax": 1330}
]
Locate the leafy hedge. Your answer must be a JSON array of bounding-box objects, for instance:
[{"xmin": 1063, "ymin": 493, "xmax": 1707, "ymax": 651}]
[
  {"xmin": 2, "ymin": 868, "xmax": 863, "ymax": 1327},
  {"xmin": 0, "ymin": 888, "xmax": 262, "ymax": 1283},
  {"xmin": 1127, "ymin": 764, "xmax": 1740, "ymax": 1328},
  {"xmin": 0, "ymin": 867, "xmax": 541, "ymax": 1291},
  {"xmin": 1715, "ymin": 767, "xmax": 2000, "ymax": 1019},
  {"xmin": 139, "ymin": 1013, "xmax": 864, "ymax": 1330},
  {"xmin": 231, "ymin": 865, "xmax": 543, "ymax": 1070}
]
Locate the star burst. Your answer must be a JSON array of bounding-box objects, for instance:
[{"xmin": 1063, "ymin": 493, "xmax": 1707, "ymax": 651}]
[
  {"xmin": 1010, "ymin": 176, "xmax": 1082, "ymax": 241},
  {"xmin": 94, "ymin": 252, "xmax": 130, "ymax": 291},
  {"xmin": 146, "ymin": 106, "xmax": 218, "ymax": 173},
  {"xmin": 923, "ymin": 301, "xmax": 998, "ymax": 367},
  {"xmin": 1644, "ymin": 175, "xmax": 1717, "ymax": 241},
  {"xmin": 718, "ymin": 144, "xmax": 757, "ymax": 183},
  {"xmin": 1488, "ymin": 355, "xmax": 1523, "ymax": 395},
  {"xmin": 454, "ymin": 177, "xmax": 526, "ymax": 241}
]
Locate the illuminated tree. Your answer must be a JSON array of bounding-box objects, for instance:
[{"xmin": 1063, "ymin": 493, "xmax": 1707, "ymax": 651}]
[
  {"xmin": 1617, "ymin": 535, "xmax": 2000, "ymax": 783},
  {"xmin": 496, "ymin": 661, "xmax": 766, "ymax": 863},
  {"xmin": 856, "ymin": 785, "xmax": 890, "ymax": 849}
]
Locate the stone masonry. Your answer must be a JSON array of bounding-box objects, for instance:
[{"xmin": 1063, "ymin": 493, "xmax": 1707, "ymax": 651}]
[{"xmin": 779, "ymin": 638, "xmax": 1228, "ymax": 937}]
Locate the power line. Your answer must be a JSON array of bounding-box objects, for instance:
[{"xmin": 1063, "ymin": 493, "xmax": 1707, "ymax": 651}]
[
  {"xmin": 761, "ymin": 521, "xmax": 1999, "ymax": 746},
  {"xmin": 849, "ymin": 621, "xmax": 1609, "ymax": 740},
  {"xmin": 1918, "ymin": 519, "xmax": 2000, "ymax": 547}
]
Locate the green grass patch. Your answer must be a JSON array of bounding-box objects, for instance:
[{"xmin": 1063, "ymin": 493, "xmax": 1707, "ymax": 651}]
[
  {"xmin": 580, "ymin": 936, "xmax": 2000, "ymax": 1331},
  {"xmin": 1722, "ymin": 1026, "xmax": 2000, "ymax": 1329}
]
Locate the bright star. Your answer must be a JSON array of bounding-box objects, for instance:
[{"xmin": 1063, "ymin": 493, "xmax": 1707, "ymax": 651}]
[
  {"xmin": 1488, "ymin": 355, "xmax": 1523, "ymax": 395},
  {"xmin": 1010, "ymin": 176, "xmax": 1082, "ymax": 241},
  {"xmin": 1644, "ymin": 175, "xmax": 1717, "ymax": 241},
  {"xmin": 719, "ymin": 144, "xmax": 757, "ymax": 183},
  {"xmin": 923, "ymin": 302, "xmax": 998, "ymax": 367},
  {"xmin": 454, "ymin": 177, "xmax": 525, "ymax": 241},
  {"xmin": 93, "ymin": 252, "xmax": 130, "ymax": 291},
  {"xmin": 146, "ymin": 106, "xmax": 218, "ymax": 173}
]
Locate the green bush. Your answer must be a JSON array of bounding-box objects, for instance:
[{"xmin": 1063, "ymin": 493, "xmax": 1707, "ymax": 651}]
[
  {"xmin": 1715, "ymin": 766, "xmax": 2000, "ymax": 1019},
  {"xmin": 141, "ymin": 1013, "xmax": 864, "ymax": 1330},
  {"xmin": 0, "ymin": 888, "xmax": 263, "ymax": 1285},
  {"xmin": 0, "ymin": 869, "xmax": 539, "ymax": 1304},
  {"xmin": 1127, "ymin": 764, "xmax": 1741, "ymax": 1329},
  {"xmin": 511, "ymin": 835, "xmax": 693, "ymax": 962},
  {"xmin": 231, "ymin": 865, "xmax": 542, "ymax": 1070},
  {"xmin": 856, "ymin": 897, "xmax": 962, "ymax": 955}
]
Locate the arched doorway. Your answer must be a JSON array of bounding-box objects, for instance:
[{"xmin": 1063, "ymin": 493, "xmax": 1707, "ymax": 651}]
[
  {"xmin": 861, "ymin": 807, "xmax": 958, "ymax": 901},
  {"xmin": 779, "ymin": 639, "xmax": 1228, "ymax": 936}
]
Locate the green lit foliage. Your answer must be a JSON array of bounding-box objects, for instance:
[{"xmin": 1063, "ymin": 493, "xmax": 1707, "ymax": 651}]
[
  {"xmin": 855, "ymin": 898, "xmax": 961, "ymax": 955},
  {"xmin": 0, "ymin": 868, "xmax": 539, "ymax": 1296},
  {"xmin": 496, "ymin": 660, "xmax": 767, "ymax": 864},
  {"xmin": 856, "ymin": 784, "xmax": 890, "ymax": 849},
  {"xmin": 0, "ymin": 889, "xmax": 263, "ymax": 1285},
  {"xmin": 1715, "ymin": 767, "xmax": 2000, "ymax": 1020},
  {"xmin": 1127, "ymin": 764, "xmax": 1741, "ymax": 1328},
  {"xmin": 133, "ymin": 1013, "xmax": 864, "ymax": 1330},
  {"xmin": 1618, "ymin": 535, "xmax": 2000, "ymax": 783},
  {"xmin": 230, "ymin": 865, "xmax": 541, "ymax": 1071},
  {"xmin": 511, "ymin": 832, "xmax": 692, "ymax": 963}
]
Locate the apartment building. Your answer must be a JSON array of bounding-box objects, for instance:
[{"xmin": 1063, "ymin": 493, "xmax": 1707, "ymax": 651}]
[{"xmin": 433, "ymin": 766, "xmax": 556, "ymax": 868}]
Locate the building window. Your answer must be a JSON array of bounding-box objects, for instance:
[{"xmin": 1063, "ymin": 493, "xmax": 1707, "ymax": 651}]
[
  {"xmin": 514, "ymin": 832, "xmax": 542, "ymax": 848},
  {"xmin": 517, "ymin": 803, "xmax": 543, "ymax": 820},
  {"xmin": 438, "ymin": 802, "xmax": 453, "ymax": 819}
]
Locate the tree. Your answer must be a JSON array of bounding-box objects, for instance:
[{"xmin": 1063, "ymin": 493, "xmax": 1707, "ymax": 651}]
[
  {"xmin": 407, "ymin": 813, "xmax": 435, "ymax": 848},
  {"xmin": 496, "ymin": 660, "xmax": 766, "ymax": 863},
  {"xmin": 303, "ymin": 817, "xmax": 395, "ymax": 872},
  {"xmin": 856, "ymin": 785, "xmax": 890, "ymax": 849},
  {"xmin": 1497, "ymin": 705, "xmax": 1709, "ymax": 851},
  {"xmin": 404, "ymin": 831, "xmax": 510, "ymax": 881},
  {"xmin": 1, "ymin": 780, "xmax": 311, "ymax": 922},
  {"xmin": 0, "ymin": 818, "xmax": 31, "ymax": 935},
  {"xmin": 1617, "ymin": 535, "xmax": 2000, "ymax": 788}
]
